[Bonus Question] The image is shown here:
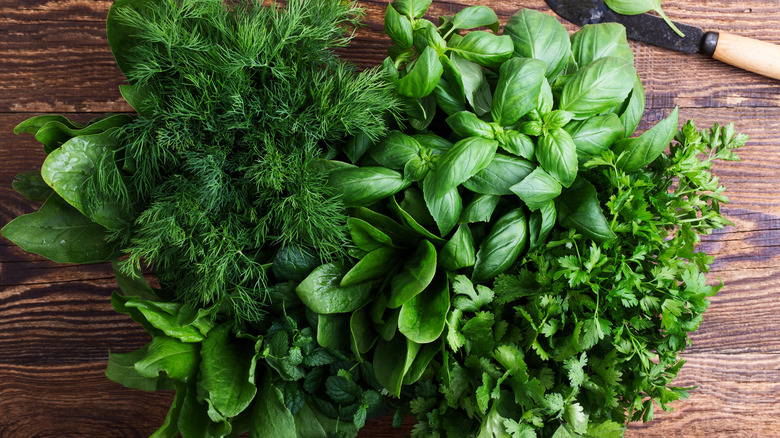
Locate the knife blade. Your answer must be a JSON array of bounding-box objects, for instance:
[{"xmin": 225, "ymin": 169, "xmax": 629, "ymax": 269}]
[{"xmin": 545, "ymin": 0, "xmax": 780, "ymax": 80}]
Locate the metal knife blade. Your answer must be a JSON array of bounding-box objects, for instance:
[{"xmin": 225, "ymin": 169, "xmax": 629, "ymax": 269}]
[{"xmin": 545, "ymin": 0, "xmax": 704, "ymax": 54}]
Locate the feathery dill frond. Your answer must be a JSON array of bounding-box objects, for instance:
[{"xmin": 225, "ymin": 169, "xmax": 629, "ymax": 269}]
[{"xmin": 112, "ymin": 0, "xmax": 398, "ymax": 322}]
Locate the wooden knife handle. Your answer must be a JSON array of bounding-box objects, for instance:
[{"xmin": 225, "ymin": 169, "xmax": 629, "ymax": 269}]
[{"xmin": 703, "ymin": 32, "xmax": 780, "ymax": 80}]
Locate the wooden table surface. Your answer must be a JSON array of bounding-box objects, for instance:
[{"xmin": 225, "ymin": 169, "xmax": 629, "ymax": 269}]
[{"xmin": 2, "ymin": 0, "xmax": 780, "ymax": 436}]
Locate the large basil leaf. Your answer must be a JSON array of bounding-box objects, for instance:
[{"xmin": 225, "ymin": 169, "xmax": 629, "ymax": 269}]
[
  {"xmin": 491, "ymin": 57, "xmax": 547, "ymax": 126},
  {"xmin": 423, "ymin": 171, "xmax": 462, "ymax": 236},
  {"xmin": 556, "ymin": 178, "xmax": 616, "ymax": 242},
  {"xmin": 560, "ymin": 57, "xmax": 636, "ymax": 119},
  {"xmin": 134, "ymin": 335, "xmax": 200, "ymax": 383},
  {"xmin": 450, "ymin": 53, "xmax": 492, "ymax": 116},
  {"xmin": 370, "ymin": 131, "xmax": 422, "ymax": 170},
  {"xmin": 433, "ymin": 137, "xmax": 499, "ymax": 196},
  {"xmin": 328, "ymin": 166, "xmax": 410, "ymax": 207},
  {"xmin": 199, "ymin": 323, "xmax": 262, "ymax": 419},
  {"xmin": 434, "ymin": 77, "xmax": 468, "ymax": 116},
  {"xmin": 613, "ymin": 107, "xmax": 679, "ymax": 173},
  {"xmin": 472, "ymin": 208, "xmax": 528, "ymax": 283},
  {"xmin": 498, "ymin": 130, "xmax": 535, "ymax": 160},
  {"xmin": 463, "ymin": 153, "xmax": 535, "ymax": 195},
  {"xmin": 510, "ymin": 167, "xmax": 563, "ymax": 211},
  {"xmin": 448, "ymin": 31, "xmax": 513, "ymax": 69},
  {"xmin": 296, "ymin": 263, "xmax": 373, "ymax": 314},
  {"xmin": 385, "ymin": 4, "xmax": 413, "ymax": 49},
  {"xmin": 397, "ymin": 46, "xmax": 444, "ymax": 99},
  {"xmin": 1, "ymin": 193, "xmax": 120, "ymax": 264},
  {"xmin": 570, "ymin": 22, "xmax": 634, "ymax": 67},
  {"xmin": 461, "ymin": 194, "xmax": 500, "ymax": 223},
  {"xmin": 250, "ymin": 373, "xmax": 297, "ymax": 437},
  {"xmin": 372, "ymin": 335, "xmax": 421, "ymax": 397},
  {"xmin": 450, "ymin": 5, "xmax": 499, "ymax": 33},
  {"xmin": 398, "ymin": 273, "xmax": 450, "ymax": 344},
  {"xmin": 564, "ymin": 114, "xmax": 625, "ymax": 163},
  {"xmin": 41, "ymin": 130, "xmax": 131, "ymax": 229},
  {"xmin": 505, "ymin": 9, "xmax": 572, "ymax": 79},
  {"xmin": 392, "ymin": 0, "xmax": 432, "ymax": 18},
  {"xmin": 446, "ymin": 111, "xmax": 495, "ymax": 139},
  {"xmin": 620, "ymin": 74, "xmax": 647, "ymax": 138},
  {"xmin": 529, "ymin": 201, "xmax": 557, "ymax": 250},
  {"xmin": 388, "ymin": 240, "xmax": 438, "ymax": 308},
  {"xmin": 536, "ymin": 128, "xmax": 578, "ymax": 188}
]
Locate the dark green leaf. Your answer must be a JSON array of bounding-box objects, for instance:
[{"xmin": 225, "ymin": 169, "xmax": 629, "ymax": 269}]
[
  {"xmin": 250, "ymin": 373, "xmax": 297, "ymax": 437},
  {"xmin": 564, "ymin": 114, "xmax": 625, "ymax": 163},
  {"xmin": 613, "ymin": 107, "xmax": 679, "ymax": 173},
  {"xmin": 510, "ymin": 167, "xmax": 563, "ymax": 211},
  {"xmin": 433, "ymin": 137, "xmax": 498, "ymax": 196},
  {"xmin": 439, "ymin": 224, "xmax": 477, "ymax": 271},
  {"xmin": 560, "ymin": 57, "xmax": 636, "ymax": 119},
  {"xmin": 385, "ymin": 4, "xmax": 413, "ymax": 49},
  {"xmin": 423, "ymin": 171, "xmax": 462, "ymax": 236},
  {"xmin": 463, "ymin": 153, "xmax": 535, "ymax": 195},
  {"xmin": 12, "ymin": 171, "xmax": 52, "ymax": 203},
  {"xmin": 392, "ymin": 0, "xmax": 432, "ymax": 18},
  {"xmin": 398, "ymin": 273, "xmax": 450, "ymax": 343},
  {"xmin": 372, "ymin": 335, "xmax": 421, "ymax": 396},
  {"xmin": 398, "ymin": 46, "xmax": 444, "ymax": 99},
  {"xmin": 537, "ymin": 128, "xmax": 578, "ymax": 188},
  {"xmin": 505, "ymin": 9, "xmax": 572, "ymax": 78},
  {"xmin": 451, "ymin": 6, "xmax": 499, "ymax": 33},
  {"xmin": 460, "ymin": 194, "xmax": 500, "ymax": 223},
  {"xmin": 134, "ymin": 335, "xmax": 200, "ymax": 383},
  {"xmin": 529, "ymin": 201, "xmax": 557, "ymax": 250},
  {"xmin": 570, "ymin": 23, "xmax": 634, "ymax": 67},
  {"xmin": 388, "ymin": 240, "xmax": 438, "ymax": 308},
  {"xmin": 472, "ymin": 208, "xmax": 528, "ymax": 283},
  {"xmin": 446, "ymin": 111, "xmax": 495, "ymax": 140},
  {"xmin": 296, "ymin": 262, "xmax": 374, "ymax": 314},
  {"xmin": 341, "ymin": 247, "xmax": 401, "ymax": 287},
  {"xmin": 556, "ymin": 177, "xmax": 616, "ymax": 241},
  {"xmin": 619, "ymin": 75, "xmax": 646, "ymax": 138},
  {"xmin": 498, "ymin": 130, "xmax": 535, "ymax": 160},
  {"xmin": 317, "ymin": 313, "xmax": 352, "ymax": 351},
  {"xmin": 491, "ymin": 57, "xmax": 547, "ymax": 126},
  {"xmin": 449, "ymin": 31, "xmax": 513, "ymax": 69},
  {"xmin": 371, "ymin": 131, "xmax": 422, "ymax": 170},
  {"xmin": 328, "ymin": 166, "xmax": 410, "ymax": 207}
]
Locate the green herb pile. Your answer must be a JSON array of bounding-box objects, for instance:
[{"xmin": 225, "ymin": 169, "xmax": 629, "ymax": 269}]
[{"xmin": 2, "ymin": 0, "xmax": 747, "ymax": 437}]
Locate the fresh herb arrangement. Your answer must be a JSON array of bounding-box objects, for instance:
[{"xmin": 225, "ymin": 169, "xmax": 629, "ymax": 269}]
[{"xmin": 2, "ymin": 0, "xmax": 745, "ymax": 437}]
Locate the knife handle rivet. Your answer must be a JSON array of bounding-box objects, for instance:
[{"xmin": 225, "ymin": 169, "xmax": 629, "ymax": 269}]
[{"xmin": 702, "ymin": 32, "xmax": 720, "ymax": 56}]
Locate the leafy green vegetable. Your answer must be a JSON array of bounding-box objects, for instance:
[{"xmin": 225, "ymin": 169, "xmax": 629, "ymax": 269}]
[{"xmin": 605, "ymin": 0, "xmax": 686, "ymax": 37}]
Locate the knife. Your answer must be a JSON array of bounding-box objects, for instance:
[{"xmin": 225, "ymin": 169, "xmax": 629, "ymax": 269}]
[{"xmin": 545, "ymin": 0, "xmax": 780, "ymax": 80}]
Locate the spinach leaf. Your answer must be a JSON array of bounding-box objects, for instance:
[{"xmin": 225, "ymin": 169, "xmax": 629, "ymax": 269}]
[
  {"xmin": 439, "ymin": 224, "xmax": 477, "ymax": 271},
  {"xmin": 134, "ymin": 335, "xmax": 200, "ymax": 383},
  {"xmin": 296, "ymin": 263, "xmax": 374, "ymax": 314},
  {"xmin": 341, "ymin": 247, "xmax": 401, "ymax": 287},
  {"xmin": 388, "ymin": 240, "xmax": 438, "ymax": 308},
  {"xmin": 505, "ymin": 9, "xmax": 572, "ymax": 79},
  {"xmin": 398, "ymin": 273, "xmax": 450, "ymax": 343},
  {"xmin": 1, "ymin": 193, "xmax": 120, "ymax": 264},
  {"xmin": 491, "ymin": 57, "xmax": 547, "ymax": 126},
  {"xmin": 556, "ymin": 178, "xmax": 616, "ymax": 242},
  {"xmin": 560, "ymin": 57, "xmax": 636, "ymax": 119},
  {"xmin": 372, "ymin": 335, "xmax": 421, "ymax": 397},
  {"xmin": 250, "ymin": 373, "xmax": 297, "ymax": 437},
  {"xmin": 472, "ymin": 208, "xmax": 528, "ymax": 283},
  {"xmin": 12, "ymin": 171, "xmax": 53, "ymax": 202},
  {"xmin": 613, "ymin": 107, "xmax": 679, "ymax": 173}
]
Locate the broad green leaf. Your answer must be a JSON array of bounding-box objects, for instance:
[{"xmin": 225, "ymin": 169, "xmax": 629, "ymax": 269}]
[
  {"xmin": 449, "ymin": 31, "xmax": 514, "ymax": 69},
  {"xmin": 415, "ymin": 20, "xmax": 447, "ymax": 55},
  {"xmin": 605, "ymin": 0, "xmax": 685, "ymax": 37},
  {"xmin": 463, "ymin": 153, "xmax": 535, "ymax": 196},
  {"xmin": 570, "ymin": 23, "xmax": 634, "ymax": 67},
  {"xmin": 505, "ymin": 9, "xmax": 572, "ymax": 78},
  {"xmin": 439, "ymin": 224, "xmax": 477, "ymax": 271},
  {"xmin": 328, "ymin": 166, "xmax": 410, "ymax": 207},
  {"xmin": 450, "ymin": 53, "xmax": 492, "ymax": 116},
  {"xmin": 423, "ymin": 171, "xmax": 462, "ymax": 236},
  {"xmin": 317, "ymin": 313, "xmax": 351, "ymax": 351},
  {"xmin": 106, "ymin": 343, "xmax": 167, "ymax": 392},
  {"xmin": 350, "ymin": 307, "xmax": 378, "ymax": 362},
  {"xmin": 392, "ymin": 0, "xmax": 432, "ymax": 18},
  {"xmin": 564, "ymin": 114, "xmax": 625, "ymax": 163},
  {"xmin": 543, "ymin": 110, "xmax": 576, "ymax": 130},
  {"xmin": 388, "ymin": 240, "xmax": 438, "ymax": 308},
  {"xmin": 119, "ymin": 83, "xmax": 152, "ymax": 116},
  {"xmin": 556, "ymin": 178, "xmax": 616, "ymax": 242},
  {"xmin": 344, "ymin": 132, "xmax": 374, "ymax": 164},
  {"xmin": 341, "ymin": 247, "xmax": 401, "ymax": 287},
  {"xmin": 12, "ymin": 171, "xmax": 52, "ymax": 202},
  {"xmin": 27, "ymin": 114, "xmax": 133, "ymax": 154},
  {"xmin": 177, "ymin": 383, "xmax": 232, "ymax": 437},
  {"xmin": 491, "ymin": 57, "xmax": 547, "ymax": 126},
  {"xmin": 347, "ymin": 217, "xmax": 396, "ymax": 252},
  {"xmin": 1, "ymin": 193, "xmax": 120, "ymax": 264},
  {"xmin": 14, "ymin": 114, "xmax": 84, "ymax": 136},
  {"xmin": 446, "ymin": 111, "xmax": 495, "ymax": 139},
  {"xmin": 398, "ymin": 273, "xmax": 450, "ymax": 343},
  {"xmin": 385, "ymin": 4, "xmax": 413, "ymax": 49},
  {"xmin": 510, "ymin": 167, "xmax": 563, "ymax": 211},
  {"xmin": 41, "ymin": 130, "xmax": 131, "ymax": 229},
  {"xmin": 134, "ymin": 335, "xmax": 200, "ymax": 382},
  {"xmin": 620, "ymin": 74, "xmax": 647, "ymax": 138},
  {"xmin": 472, "ymin": 209, "xmax": 528, "ymax": 283},
  {"xmin": 433, "ymin": 137, "xmax": 499, "ymax": 196},
  {"xmin": 249, "ymin": 373, "xmax": 296, "ymax": 438},
  {"xmin": 372, "ymin": 335, "xmax": 421, "ymax": 396},
  {"xmin": 529, "ymin": 201, "xmax": 557, "ymax": 250},
  {"xmin": 124, "ymin": 300, "xmax": 206, "ymax": 342},
  {"xmin": 461, "ymin": 194, "xmax": 500, "ymax": 223},
  {"xmin": 351, "ymin": 208, "xmax": 419, "ymax": 247},
  {"xmin": 399, "ymin": 187, "xmax": 436, "ymax": 228},
  {"xmin": 537, "ymin": 128, "xmax": 578, "ymax": 188},
  {"xmin": 398, "ymin": 46, "xmax": 444, "ymax": 98},
  {"xmin": 560, "ymin": 57, "xmax": 636, "ymax": 119},
  {"xmin": 296, "ymin": 262, "xmax": 374, "ymax": 314},
  {"xmin": 403, "ymin": 341, "xmax": 441, "ymax": 385},
  {"xmin": 434, "ymin": 77, "xmax": 468, "ymax": 116},
  {"xmin": 111, "ymin": 259, "xmax": 160, "ymax": 301},
  {"xmin": 450, "ymin": 6, "xmax": 499, "ymax": 33},
  {"xmin": 371, "ymin": 130, "xmax": 422, "ymax": 170},
  {"xmin": 497, "ymin": 130, "xmax": 534, "ymax": 161},
  {"xmin": 406, "ymin": 94, "xmax": 438, "ymax": 131},
  {"xmin": 389, "ymin": 195, "xmax": 447, "ymax": 245},
  {"xmin": 150, "ymin": 383, "xmax": 186, "ymax": 438},
  {"xmin": 199, "ymin": 322, "xmax": 262, "ymax": 418},
  {"xmin": 613, "ymin": 107, "xmax": 679, "ymax": 173}
]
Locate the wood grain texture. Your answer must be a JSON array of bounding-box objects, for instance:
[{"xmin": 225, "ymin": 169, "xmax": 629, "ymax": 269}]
[{"xmin": 2, "ymin": 0, "xmax": 780, "ymax": 436}]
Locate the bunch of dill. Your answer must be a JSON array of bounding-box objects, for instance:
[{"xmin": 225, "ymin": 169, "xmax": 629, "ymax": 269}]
[{"xmin": 107, "ymin": 0, "xmax": 398, "ymax": 322}]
